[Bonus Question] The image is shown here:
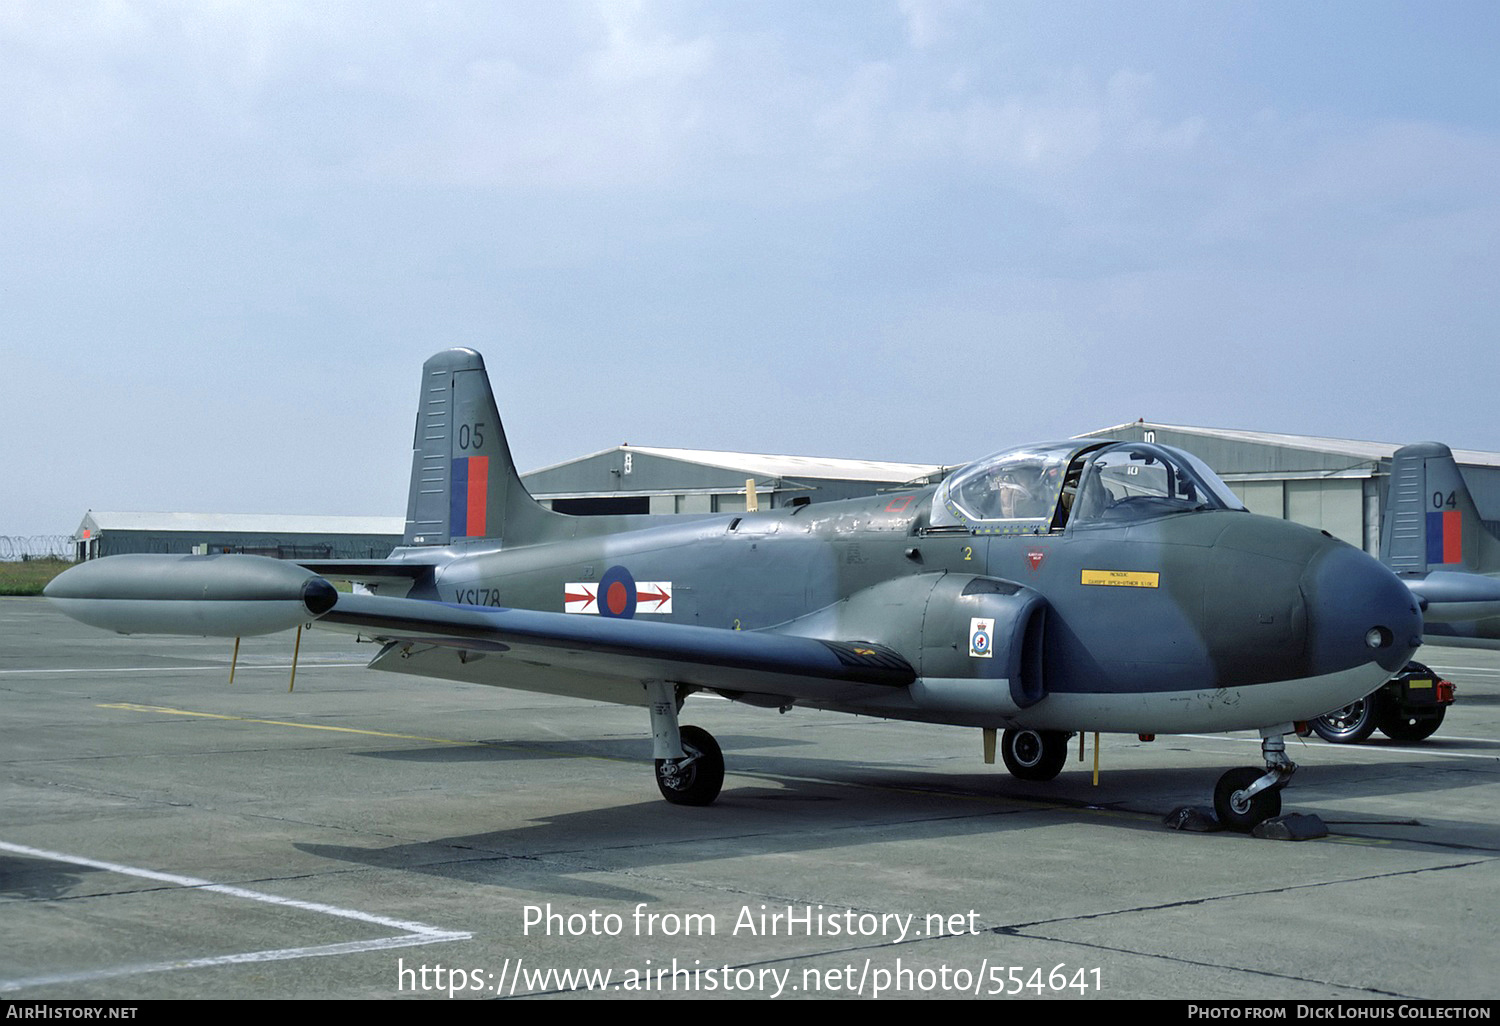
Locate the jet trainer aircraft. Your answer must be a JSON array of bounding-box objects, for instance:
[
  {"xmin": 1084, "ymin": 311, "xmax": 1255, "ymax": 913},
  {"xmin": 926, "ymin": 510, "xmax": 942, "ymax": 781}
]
[{"xmin": 47, "ymin": 349, "xmax": 1425, "ymax": 830}]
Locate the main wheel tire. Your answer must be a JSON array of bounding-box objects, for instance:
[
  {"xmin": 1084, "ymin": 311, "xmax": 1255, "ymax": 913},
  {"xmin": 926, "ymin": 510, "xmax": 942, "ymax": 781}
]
[
  {"xmin": 1000, "ymin": 728, "xmax": 1069, "ymax": 781},
  {"xmin": 1379, "ymin": 705, "xmax": 1445, "ymax": 742},
  {"xmin": 654, "ymin": 725, "xmax": 724, "ymax": 806},
  {"xmin": 1213, "ymin": 766, "xmax": 1282, "ymax": 831},
  {"xmin": 1310, "ymin": 693, "xmax": 1381, "ymax": 743}
]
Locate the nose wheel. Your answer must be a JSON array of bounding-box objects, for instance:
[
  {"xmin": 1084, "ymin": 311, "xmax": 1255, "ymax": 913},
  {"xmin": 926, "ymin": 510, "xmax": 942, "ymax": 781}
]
[
  {"xmin": 1214, "ymin": 767, "xmax": 1282, "ymax": 829},
  {"xmin": 1213, "ymin": 726, "xmax": 1297, "ymax": 831}
]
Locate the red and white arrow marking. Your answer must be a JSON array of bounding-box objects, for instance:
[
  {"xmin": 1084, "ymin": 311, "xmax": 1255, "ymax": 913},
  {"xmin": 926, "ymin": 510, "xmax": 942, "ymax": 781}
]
[
  {"xmin": 563, "ymin": 582, "xmax": 673, "ymax": 614},
  {"xmin": 636, "ymin": 583, "xmax": 672, "ymax": 613},
  {"xmin": 564, "ymin": 584, "xmax": 598, "ymax": 613}
]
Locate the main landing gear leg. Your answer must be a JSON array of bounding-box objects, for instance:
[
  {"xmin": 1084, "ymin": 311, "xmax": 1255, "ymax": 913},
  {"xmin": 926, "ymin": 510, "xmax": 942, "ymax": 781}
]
[
  {"xmin": 645, "ymin": 680, "xmax": 724, "ymax": 807},
  {"xmin": 1213, "ymin": 724, "xmax": 1297, "ymax": 832}
]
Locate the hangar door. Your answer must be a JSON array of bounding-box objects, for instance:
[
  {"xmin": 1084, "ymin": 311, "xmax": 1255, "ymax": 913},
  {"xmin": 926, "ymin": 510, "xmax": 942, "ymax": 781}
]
[
  {"xmin": 1284, "ymin": 479, "xmax": 1365, "ymax": 550},
  {"xmin": 1230, "ymin": 478, "xmax": 1370, "ymax": 552}
]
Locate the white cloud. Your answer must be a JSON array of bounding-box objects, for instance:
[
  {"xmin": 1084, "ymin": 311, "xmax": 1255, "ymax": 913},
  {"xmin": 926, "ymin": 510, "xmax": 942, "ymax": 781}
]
[
  {"xmin": 589, "ymin": 0, "xmax": 715, "ymax": 85},
  {"xmin": 897, "ymin": 0, "xmax": 973, "ymax": 50}
]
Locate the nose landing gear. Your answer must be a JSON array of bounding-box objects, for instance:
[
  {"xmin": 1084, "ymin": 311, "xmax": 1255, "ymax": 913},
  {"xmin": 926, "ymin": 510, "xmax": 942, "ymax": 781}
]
[{"xmin": 1214, "ymin": 726, "xmax": 1297, "ymax": 831}]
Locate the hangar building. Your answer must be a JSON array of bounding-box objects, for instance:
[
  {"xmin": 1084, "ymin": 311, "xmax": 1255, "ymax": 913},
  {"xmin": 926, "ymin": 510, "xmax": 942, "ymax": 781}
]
[
  {"xmin": 71, "ymin": 512, "xmax": 402, "ymax": 562},
  {"xmin": 520, "ymin": 445, "xmax": 946, "ymax": 515},
  {"xmin": 519, "ymin": 428, "xmax": 1500, "ymax": 558},
  {"xmin": 1076, "ymin": 423, "xmax": 1500, "ymax": 556},
  {"xmin": 64, "ymin": 450, "xmax": 939, "ymax": 561},
  {"xmin": 67, "ymin": 428, "xmax": 1500, "ymax": 562}
]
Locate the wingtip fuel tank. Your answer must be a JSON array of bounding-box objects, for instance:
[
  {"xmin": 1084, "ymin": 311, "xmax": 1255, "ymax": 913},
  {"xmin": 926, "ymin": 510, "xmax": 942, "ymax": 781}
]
[{"xmin": 45, "ymin": 554, "xmax": 337, "ymax": 637}]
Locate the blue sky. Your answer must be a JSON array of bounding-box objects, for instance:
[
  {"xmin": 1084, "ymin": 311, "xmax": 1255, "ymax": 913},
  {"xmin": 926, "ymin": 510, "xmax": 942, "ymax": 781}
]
[{"xmin": 4, "ymin": 1, "xmax": 1497, "ymax": 536}]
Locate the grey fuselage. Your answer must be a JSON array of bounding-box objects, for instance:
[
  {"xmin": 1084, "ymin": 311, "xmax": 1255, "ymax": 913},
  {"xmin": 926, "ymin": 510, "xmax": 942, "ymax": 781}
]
[{"xmin": 384, "ymin": 486, "xmax": 1420, "ymax": 734}]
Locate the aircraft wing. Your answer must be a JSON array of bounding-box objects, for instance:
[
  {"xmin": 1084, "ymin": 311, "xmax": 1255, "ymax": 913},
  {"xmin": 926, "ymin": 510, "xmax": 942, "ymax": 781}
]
[
  {"xmin": 296, "ymin": 560, "xmax": 435, "ymax": 599},
  {"xmin": 1401, "ymin": 571, "xmax": 1500, "ymax": 623},
  {"xmin": 315, "ymin": 591, "xmax": 915, "ymax": 705},
  {"xmin": 43, "ymin": 554, "xmax": 913, "ymax": 705}
]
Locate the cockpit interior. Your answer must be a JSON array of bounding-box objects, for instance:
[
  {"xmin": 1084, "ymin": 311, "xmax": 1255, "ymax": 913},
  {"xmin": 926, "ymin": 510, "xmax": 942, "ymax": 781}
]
[{"xmin": 930, "ymin": 441, "xmax": 1246, "ymax": 535}]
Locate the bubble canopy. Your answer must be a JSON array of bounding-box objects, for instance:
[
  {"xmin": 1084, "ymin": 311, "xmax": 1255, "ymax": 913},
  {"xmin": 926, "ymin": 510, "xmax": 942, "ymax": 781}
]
[{"xmin": 931, "ymin": 441, "xmax": 1246, "ymax": 534}]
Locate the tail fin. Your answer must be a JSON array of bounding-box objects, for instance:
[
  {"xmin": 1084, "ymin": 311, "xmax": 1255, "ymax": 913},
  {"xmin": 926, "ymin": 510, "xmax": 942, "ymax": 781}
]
[
  {"xmin": 1381, "ymin": 442, "xmax": 1500, "ymax": 575},
  {"xmin": 403, "ymin": 348, "xmax": 556, "ymax": 547}
]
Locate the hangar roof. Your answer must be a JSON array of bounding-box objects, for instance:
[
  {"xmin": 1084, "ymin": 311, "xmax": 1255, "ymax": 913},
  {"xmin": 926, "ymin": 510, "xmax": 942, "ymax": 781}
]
[
  {"xmin": 1078, "ymin": 422, "xmax": 1500, "ymax": 471},
  {"xmin": 525, "ymin": 445, "xmax": 947, "ymax": 484}
]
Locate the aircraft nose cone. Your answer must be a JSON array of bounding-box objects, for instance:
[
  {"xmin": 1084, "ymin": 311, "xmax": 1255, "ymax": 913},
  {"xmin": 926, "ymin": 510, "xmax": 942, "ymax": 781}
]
[{"xmin": 1301, "ymin": 542, "xmax": 1423, "ymax": 676}]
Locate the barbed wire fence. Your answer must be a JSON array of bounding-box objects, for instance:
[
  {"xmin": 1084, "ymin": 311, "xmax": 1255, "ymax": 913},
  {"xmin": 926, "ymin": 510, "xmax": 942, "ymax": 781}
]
[{"xmin": 0, "ymin": 536, "xmax": 75, "ymax": 561}]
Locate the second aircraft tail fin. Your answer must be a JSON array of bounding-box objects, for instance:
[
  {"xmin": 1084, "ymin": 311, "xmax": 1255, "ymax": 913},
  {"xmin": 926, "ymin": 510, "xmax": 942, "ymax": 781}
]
[{"xmin": 1381, "ymin": 442, "xmax": 1500, "ymax": 575}]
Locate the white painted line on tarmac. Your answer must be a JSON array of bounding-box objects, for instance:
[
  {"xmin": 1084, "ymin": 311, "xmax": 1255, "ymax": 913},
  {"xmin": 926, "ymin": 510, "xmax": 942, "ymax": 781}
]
[
  {"xmin": 0, "ymin": 839, "xmax": 470, "ymax": 992},
  {"xmin": 1427, "ymin": 665, "xmax": 1500, "ymax": 679},
  {"xmin": 1180, "ymin": 733, "xmax": 1500, "ymax": 760},
  {"xmin": 0, "ymin": 662, "xmax": 367, "ymax": 674}
]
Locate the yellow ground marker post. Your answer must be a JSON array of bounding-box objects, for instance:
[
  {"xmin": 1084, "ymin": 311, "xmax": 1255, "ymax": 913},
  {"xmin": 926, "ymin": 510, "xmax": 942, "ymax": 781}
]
[{"xmin": 288, "ymin": 625, "xmax": 302, "ymax": 692}]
